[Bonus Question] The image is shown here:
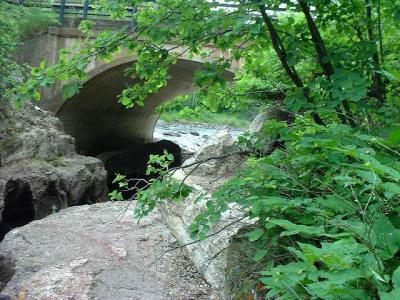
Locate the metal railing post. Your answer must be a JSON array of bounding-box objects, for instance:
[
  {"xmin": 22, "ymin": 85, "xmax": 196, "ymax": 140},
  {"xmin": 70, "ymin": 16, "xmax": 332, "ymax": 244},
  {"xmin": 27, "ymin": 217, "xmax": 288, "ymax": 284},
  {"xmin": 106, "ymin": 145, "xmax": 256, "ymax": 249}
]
[
  {"xmin": 59, "ymin": 0, "xmax": 66, "ymax": 26},
  {"xmin": 82, "ymin": 0, "xmax": 89, "ymax": 20},
  {"xmin": 131, "ymin": 6, "xmax": 137, "ymax": 30}
]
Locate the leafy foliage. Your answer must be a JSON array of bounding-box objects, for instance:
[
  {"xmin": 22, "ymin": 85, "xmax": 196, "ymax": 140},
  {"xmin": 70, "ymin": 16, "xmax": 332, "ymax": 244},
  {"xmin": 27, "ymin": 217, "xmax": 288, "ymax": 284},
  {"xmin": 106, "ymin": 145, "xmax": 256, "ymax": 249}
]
[
  {"xmin": 199, "ymin": 120, "xmax": 400, "ymax": 298},
  {"xmin": 0, "ymin": 3, "xmax": 58, "ymax": 101},
  {"xmin": 7, "ymin": 0, "xmax": 400, "ymax": 298},
  {"xmin": 0, "ymin": 3, "xmax": 23, "ymax": 98},
  {"xmin": 110, "ymin": 150, "xmax": 192, "ymax": 220}
]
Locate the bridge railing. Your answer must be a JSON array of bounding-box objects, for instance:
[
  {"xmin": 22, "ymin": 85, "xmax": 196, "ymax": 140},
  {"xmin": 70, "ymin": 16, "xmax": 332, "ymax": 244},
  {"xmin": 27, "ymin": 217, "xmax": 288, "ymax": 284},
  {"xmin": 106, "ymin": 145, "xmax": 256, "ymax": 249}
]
[
  {"xmin": 6, "ymin": 0, "xmax": 145, "ymax": 28},
  {"xmin": 6, "ymin": 1, "xmax": 257, "ymax": 26},
  {"xmin": 6, "ymin": 0, "xmax": 288, "ymax": 29}
]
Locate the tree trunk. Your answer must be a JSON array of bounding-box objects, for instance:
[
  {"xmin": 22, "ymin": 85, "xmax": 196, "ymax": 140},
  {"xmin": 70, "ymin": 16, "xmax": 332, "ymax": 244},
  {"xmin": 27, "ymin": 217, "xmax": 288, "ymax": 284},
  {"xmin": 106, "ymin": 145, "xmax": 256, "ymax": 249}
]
[
  {"xmin": 298, "ymin": 0, "xmax": 356, "ymax": 127},
  {"xmin": 257, "ymin": 1, "xmax": 325, "ymax": 126},
  {"xmin": 365, "ymin": 0, "xmax": 385, "ymax": 104}
]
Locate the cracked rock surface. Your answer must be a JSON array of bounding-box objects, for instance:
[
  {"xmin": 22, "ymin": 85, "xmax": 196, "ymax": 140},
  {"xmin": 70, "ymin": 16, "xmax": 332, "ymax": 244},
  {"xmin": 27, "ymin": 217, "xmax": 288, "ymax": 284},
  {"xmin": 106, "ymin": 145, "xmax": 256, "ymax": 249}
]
[
  {"xmin": 0, "ymin": 202, "xmax": 213, "ymax": 300},
  {"xmin": 159, "ymin": 130, "xmax": 251, "ymax": 299}
]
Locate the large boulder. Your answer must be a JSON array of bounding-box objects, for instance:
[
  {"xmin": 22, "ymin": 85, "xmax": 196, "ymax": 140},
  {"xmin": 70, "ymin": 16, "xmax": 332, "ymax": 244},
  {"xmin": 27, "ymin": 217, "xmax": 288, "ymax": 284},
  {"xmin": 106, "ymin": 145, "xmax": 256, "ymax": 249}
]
[
  {"xmin": 246, "ymin": 108, "xmax": 292, "ymax": 156},
  {"xmin": 0, "ymin": 102, "xmax": 75, "ymax": 166},
  {"xmin": 248, "ymin": 108, "xmax": 292, "ymax": 133},
  {"xmin": 0, "ymin": 202, "xmax": 212, "ymax": 299},
  {"xmin": 0, "ymin": 102, "xmax": 108, "ymax": 240},
  {"xmin": 159, "ymin": 130, "xmax": 251, "ymax": 299},
  {"xmin": 181, "ymin": 130, "xmax": 241, "ymax": 181}
]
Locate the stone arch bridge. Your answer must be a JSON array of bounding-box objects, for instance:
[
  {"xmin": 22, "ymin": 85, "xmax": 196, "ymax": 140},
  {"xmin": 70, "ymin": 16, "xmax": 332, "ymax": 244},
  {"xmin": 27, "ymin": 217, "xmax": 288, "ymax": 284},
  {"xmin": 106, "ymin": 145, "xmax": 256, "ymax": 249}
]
[{"xmin": 17, "ymin": 21, "xmax": 239, "ymax": 156}]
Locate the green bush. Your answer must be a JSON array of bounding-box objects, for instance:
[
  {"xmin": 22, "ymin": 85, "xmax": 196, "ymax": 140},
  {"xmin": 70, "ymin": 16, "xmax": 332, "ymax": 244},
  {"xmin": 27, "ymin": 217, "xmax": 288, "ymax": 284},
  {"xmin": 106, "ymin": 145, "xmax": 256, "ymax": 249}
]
[
  {"xmin": 19, "ymin": 7, "xmax": 59, "ymax": 36},
  {"xmin": 184, "ymin": 119, "xmax": 400, "ymax": 298},
  {"xmin": 0, "ymin": 3, "xmax": 59, "ymax": 98}
]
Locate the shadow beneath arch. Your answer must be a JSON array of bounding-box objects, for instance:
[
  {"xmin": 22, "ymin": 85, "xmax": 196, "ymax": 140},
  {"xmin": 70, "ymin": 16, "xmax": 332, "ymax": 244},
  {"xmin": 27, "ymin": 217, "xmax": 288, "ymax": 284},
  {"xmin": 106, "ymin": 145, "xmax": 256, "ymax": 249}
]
[{"xmin": 0, "ymin": 180, "xmax": 35, "ymax": 242}]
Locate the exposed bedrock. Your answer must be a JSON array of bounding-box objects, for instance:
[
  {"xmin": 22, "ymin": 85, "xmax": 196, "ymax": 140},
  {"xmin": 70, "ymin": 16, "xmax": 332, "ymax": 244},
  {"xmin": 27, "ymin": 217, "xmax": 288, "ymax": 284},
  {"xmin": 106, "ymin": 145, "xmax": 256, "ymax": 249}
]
[
  {"xmin": 159, "ymin": 130, "xmax": 253, "ymax": 299},
  {"xmin": 158, "ymin": 112, "xmax": 293, "ymax": 298},
  {"xmin": 0, "ymin": 202, "xmax": 213, "ymax": 299},
  {"xmin": 248, "ymin": 108, "xmax": 293, "ymax": 133},
  {"xmin": 0, "ymin": 102, "xmax": 108, "ymax": 241}
]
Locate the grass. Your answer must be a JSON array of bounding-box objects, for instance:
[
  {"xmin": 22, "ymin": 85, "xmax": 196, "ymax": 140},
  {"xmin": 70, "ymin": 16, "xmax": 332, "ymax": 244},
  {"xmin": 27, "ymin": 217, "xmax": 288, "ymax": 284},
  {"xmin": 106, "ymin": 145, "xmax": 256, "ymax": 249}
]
[
  {"xmin": 19, "ymin": 8, "xmax": 60, "ymax": 36},
  {"xmin": 159, "ymin": 111, "xmax": 251, "ymax": 129}
]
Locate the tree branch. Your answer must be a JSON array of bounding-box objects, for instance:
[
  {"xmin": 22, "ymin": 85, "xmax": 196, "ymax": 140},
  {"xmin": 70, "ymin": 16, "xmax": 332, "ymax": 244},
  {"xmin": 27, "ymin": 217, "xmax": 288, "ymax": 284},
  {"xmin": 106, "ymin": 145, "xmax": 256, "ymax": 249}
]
[{"xmin": 149, "ymin": 215, "xmax": 248, "ymax": 267}]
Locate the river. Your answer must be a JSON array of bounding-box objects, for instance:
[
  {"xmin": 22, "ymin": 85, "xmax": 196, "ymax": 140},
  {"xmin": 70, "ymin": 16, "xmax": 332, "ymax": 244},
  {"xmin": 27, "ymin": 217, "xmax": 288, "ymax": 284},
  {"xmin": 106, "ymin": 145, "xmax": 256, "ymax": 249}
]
[{"xmin": 153, "ymin": 119, "xmax": 245, "ymax": 153}]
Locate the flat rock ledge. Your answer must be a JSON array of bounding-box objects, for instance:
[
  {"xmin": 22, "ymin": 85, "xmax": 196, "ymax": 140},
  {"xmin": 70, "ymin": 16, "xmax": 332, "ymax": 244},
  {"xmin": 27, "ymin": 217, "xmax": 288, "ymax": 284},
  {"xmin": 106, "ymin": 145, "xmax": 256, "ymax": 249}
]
[
  {"xmin": 0, "ymin": 202, "xmax": 213, "ymax": 300},
  {"xmin": 159, "ymin": 130, "xmax": 252, "ymax": 299}
]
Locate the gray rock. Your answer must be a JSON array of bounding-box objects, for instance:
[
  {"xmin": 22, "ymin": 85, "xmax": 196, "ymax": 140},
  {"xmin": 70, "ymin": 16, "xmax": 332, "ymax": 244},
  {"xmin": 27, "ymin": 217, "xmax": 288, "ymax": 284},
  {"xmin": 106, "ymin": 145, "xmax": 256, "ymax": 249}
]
[
  {"xmin": 248, "ymin": 108, "xmax": 291, "ymax": 133},
  {"xmin": 182, "ymin": 130, "xmax": 242, "ymax": 179},
  {"xmin": 0, "ymin": 156, "xmax": 108, "ymax": 240},
  {"xmin": 246, "ymin": 109, "xmax": 292, "ymax": 156},
  {"xmin": 0, "ymin": 202, "xmax": 213, "ymax": 300},
  {"xmin": 0, "ymin": 102, "xmax": 75, "ymax": 166},
  {"xmin": 159, "ymin": 130, "xmax": 252, "ymax": 299},
  {"xmin": 51, "ymin": 155, "xmax": 108, "ymax": 207},
  {"xmin": 0, "ymin": 103, "xmax": 108, "ymax": 238},
  {"xmin": 164, "ymin": 131, "xmax": 181, "ymax": 137}
]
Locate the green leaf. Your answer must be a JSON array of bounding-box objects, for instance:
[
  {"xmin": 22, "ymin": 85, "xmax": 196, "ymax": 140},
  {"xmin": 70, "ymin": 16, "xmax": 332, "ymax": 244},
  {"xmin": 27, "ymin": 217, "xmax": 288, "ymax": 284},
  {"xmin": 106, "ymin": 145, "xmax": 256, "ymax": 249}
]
[
  {"xmin": 388, "ymin": 128, "xmax": 400, "ymax": 145},
  {"xmin": 253, "ymin": 249, "xmax": 267, "ymax": 261},
  {"xmin": 33, "ymin": 90, "xmax": 41, "ymax": 101},
  {"xmin": 379, "ymin": 289, "xmax": 400, "ymax": 300},
  {"xmin": 247, "ymin": 228, "xmax": 264, "ymax": 242},
  {"xmin": 356, "ymin": 170, "xmax": 381, "ymax": 185},
  {"xmin": 267, "ymin": 219, "xmax": 351, "ymax": 238},
  {"xmin": 112, "ymin": 174, "xmax": 126, "ymax": 184},
  {"xmin": 62, "ymin": 82, "xmax": 81, "ymax": 100},
  {"xmin": 382, "ymin": 182, "xmax": 400, "ymax": 199},
  {"xmin": 370, "ymin": 215, "xmax": 400, "ymax": 259},
  {"xmin": 330, "ymin": 69, "xmax": 368, "ymax": 102},
  {"xmin": 392, "ymin": 267, "xmax": 400, "ymax": 289}
]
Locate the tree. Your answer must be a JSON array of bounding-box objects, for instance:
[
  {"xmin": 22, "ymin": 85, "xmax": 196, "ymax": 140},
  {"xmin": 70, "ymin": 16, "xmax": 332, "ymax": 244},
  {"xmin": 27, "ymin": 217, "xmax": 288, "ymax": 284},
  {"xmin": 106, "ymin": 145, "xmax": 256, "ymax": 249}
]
[{"xmin": 9, "ymin": 0, "xmax": 400, "ymax": 298}]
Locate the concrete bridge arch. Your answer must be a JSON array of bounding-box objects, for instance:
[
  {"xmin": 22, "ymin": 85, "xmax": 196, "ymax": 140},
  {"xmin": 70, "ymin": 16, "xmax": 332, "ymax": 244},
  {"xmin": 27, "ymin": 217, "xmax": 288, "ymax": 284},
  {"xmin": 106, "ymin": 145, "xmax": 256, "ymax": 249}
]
[
  {"xmin": 17, "ymin": 27, "xmax": 237, "ymax": 155},
  {"xmin": 56, "ymin": 56, "xmax": 234, "ymax": 156}
]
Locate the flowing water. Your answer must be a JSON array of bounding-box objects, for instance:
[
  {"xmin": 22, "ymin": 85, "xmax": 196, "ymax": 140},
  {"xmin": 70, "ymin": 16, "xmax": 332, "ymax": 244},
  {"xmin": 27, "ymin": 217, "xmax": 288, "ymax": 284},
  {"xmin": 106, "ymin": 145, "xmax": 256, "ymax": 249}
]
[{"xmin": 153, "ymin": 120, "xmax": 245, "ymax": 153}]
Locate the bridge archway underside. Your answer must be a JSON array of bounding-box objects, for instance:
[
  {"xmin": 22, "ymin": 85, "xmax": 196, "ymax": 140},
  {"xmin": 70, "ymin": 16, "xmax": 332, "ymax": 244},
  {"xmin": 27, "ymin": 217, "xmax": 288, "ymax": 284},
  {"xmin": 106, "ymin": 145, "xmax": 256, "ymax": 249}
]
[
  {"xmin": 16, "ymin": 27, "xmax": 236, "ymax": 156},
  {"xmin": 57, "ymin": 59, "xmax": 233, "ymax": 156}
]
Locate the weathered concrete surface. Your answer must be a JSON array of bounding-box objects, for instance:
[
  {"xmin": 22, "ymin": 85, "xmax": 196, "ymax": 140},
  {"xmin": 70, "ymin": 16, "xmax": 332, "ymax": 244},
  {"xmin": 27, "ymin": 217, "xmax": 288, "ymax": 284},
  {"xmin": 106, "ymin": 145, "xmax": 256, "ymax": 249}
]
[
  {"xmin": 15, "ymin": 26, "xmax": 236, "ymax": 156},
  {"xmin": 57, "ymin": 59, "xmax": 227, "ymax": 156},
  {"xmin": 0, "ymin": 202, "xmax": 212, "ymax": 300},
  {"xmin": 159, "ymin": 130, "xmax": 251, "ymax": 299}
]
